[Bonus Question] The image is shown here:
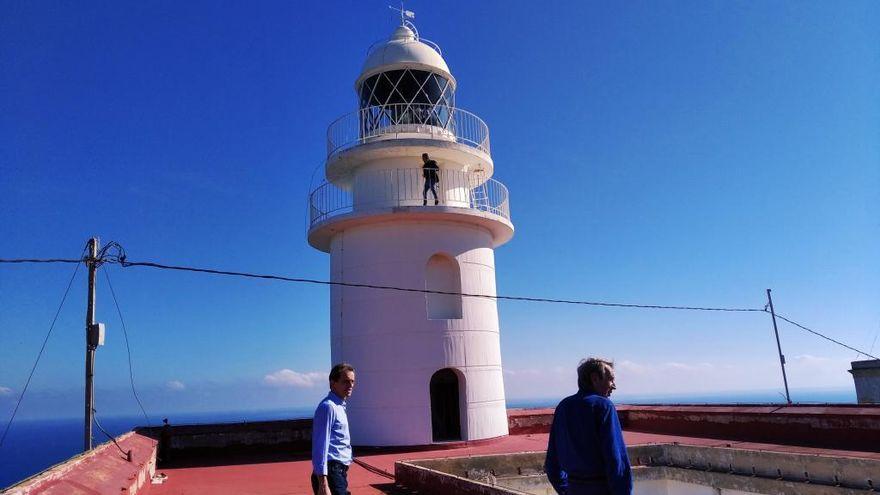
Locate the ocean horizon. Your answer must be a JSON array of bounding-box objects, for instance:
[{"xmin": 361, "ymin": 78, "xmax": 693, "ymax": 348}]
[{"xmin": 0, "ymin": 387, "xmax": 857, "ymax": 489}]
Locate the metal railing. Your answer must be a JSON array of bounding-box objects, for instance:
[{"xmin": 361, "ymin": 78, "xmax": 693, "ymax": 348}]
[
  {"xmin": 308, "ymin": 168, "xmax": 510, "ymax": 228},
  {"xmin": 326, "ymin": 104, "xmax": 490, "ymax": 157}
]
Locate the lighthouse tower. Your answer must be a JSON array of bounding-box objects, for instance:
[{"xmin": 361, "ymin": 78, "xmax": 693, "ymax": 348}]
[{"xmin": 307, "ymin": 19, "xmax": 514, "ymax": 446}]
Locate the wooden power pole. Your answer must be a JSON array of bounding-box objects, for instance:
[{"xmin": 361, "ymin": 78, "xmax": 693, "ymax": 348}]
[{"xmin": 84, "ymin": 238, "xmax": 100, "ymax": 451}]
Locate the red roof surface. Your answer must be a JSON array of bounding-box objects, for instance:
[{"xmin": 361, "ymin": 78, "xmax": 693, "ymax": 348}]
[
  {"xmin": 9, "ymin": 405, "xmax": 879, "ymax": 495},
  {"xmin": 140, "ymin": 429, "xmax": 880, "ymax": 495}
]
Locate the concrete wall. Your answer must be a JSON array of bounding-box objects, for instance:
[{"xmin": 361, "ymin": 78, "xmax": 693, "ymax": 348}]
[
  {"xmin": 635, "ymin": 479, "xmax": 759, "ymax": 495},
  {"xmin": 395, "ymin": 445, "xmax": 880, "ymax": 495},
  {"xmin": 849, "ymin": 359, "xmax": 880, "ymax": 404},
  {"xmin": 508, "ymin": 405, "xmax": 880, "ymax": 452},
  {"xmin": 617, "ymin": 404, "xmax": 880, "ymax": 452},
  {"xmin": 330, "ymin": 220, "xmax": 508, "ymax": 445},
  {"xmin": 140, "ymin": 419, "xmax": 313, "ymax": 456}
]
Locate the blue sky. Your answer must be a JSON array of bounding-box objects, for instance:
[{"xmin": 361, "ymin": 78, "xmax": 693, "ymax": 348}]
[{"xmin": 1, "ymin": 1, "xmax": 878, "ymax": 420}]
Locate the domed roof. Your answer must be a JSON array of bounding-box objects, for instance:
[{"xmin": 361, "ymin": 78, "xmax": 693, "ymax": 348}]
[{"xmin": 356, "ymin": 25, "xmax": 456, "ymax": 90}]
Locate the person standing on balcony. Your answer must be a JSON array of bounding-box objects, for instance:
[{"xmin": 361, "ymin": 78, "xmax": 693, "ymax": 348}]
[
  {"xmin": 311, "ymin": 363, "xmax": 356, "ymax": 495},
  {"xmin": 422, "ymin": 153, "xmax": 440, "ymax": 205},
  {"xmin": 544, "ymin": 358, "xmax": 632, "ymax": 495}
]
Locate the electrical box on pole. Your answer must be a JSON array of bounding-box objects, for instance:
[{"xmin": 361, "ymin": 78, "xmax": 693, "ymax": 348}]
[{"xmin": 87, "ymin": 323, "xmax": 105, "ymax": 347}]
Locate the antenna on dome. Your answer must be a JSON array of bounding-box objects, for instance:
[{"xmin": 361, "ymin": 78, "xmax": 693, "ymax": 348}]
[{"xmin": 389, "ymin": 3, "xmax": 417, "ymax": 34}]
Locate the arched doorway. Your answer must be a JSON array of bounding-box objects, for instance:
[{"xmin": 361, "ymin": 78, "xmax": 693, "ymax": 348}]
[{"xmin": 430, "ymin": 369, "xmax": 462, "ymax": 442}]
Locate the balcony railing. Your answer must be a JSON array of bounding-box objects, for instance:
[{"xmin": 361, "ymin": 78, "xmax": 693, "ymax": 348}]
[
  {"xmin": 308, "ymin": 168, "xmax": 510, "ymax": 229},
  {"xmin": 326, "ymin": 104, "xmax": 490, "ymax": 157}
]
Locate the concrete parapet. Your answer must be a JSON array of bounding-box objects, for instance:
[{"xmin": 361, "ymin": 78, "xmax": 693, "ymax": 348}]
[
  {"xmin": 138, "ymin": 418, "xmax": 312, "ymax": 460},
  {"xmin": 617, "ymin": 404, "xmax": 880, "ymax": 451},
  {"xmin": 3, "ymin": 431, "xmax": 157, "ymax": 495},
  {"xmin": 849, "ymin": 359, "xmax": 880, "ymax": 404},
  {"xmin": 508, "ymin": 405, "xmax": 880, "ymax": 452},
  {"xmin": 506, "ymin": 408, "xmax": 554, "ymax": 435},
  {"xmin": 395, "ymin": 445, "xmax": 880, "ymax": 495}
]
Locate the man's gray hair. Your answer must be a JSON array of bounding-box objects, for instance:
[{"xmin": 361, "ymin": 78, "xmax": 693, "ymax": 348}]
[{"xmin": 577, "ymin": 357, "xmax": 613, "ymax": 391}]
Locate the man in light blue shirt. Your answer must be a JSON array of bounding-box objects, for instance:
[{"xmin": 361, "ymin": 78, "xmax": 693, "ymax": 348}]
[{"xmin": 311, "ymin": 363, "xmax": 356, "ymax": 495}]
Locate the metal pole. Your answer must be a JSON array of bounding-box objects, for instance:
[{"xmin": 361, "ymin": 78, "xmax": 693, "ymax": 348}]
[
  {"xmin": 766, "ymin": 289, "xmax": 792, "ymax": 404},
  {"xmin": 84, "ymin": 238, "xmax": 99, "ymax": 451}
]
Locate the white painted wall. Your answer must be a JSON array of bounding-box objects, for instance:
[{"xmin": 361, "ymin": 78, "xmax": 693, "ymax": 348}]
[
  {"xmin": 329, "ymin": 220, "xmax": 508, "ymax": 445},
  {"xmin": 426, "ymin": 254, "xmax": 463, "ymax": 319}
]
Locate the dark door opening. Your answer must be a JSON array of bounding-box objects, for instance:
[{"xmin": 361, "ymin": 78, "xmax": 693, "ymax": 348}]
[{"xmin": 430, "ymin": 369, "xmax": 462, "ymax": 442}]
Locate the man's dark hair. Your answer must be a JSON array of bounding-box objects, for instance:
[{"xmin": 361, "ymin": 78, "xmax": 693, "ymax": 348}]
[
  {"xmin": 329, "ymin": 363, "xmax": 355, "ymax": 382},
  {"xmin": 422, "ymin": 153, "xmax": 429, "ymax": 160},
  {"xmin": 577, "ymin": 357, "xmax": 613, "ymax": 392}
]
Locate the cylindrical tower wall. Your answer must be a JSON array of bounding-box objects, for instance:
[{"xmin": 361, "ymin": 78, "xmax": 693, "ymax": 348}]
[{"xmin": 329, "ymin": 220, "xmax": 508, "ymax": 446}]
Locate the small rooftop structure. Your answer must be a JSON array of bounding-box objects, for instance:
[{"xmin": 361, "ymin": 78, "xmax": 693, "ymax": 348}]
[{"xmin": 849, "ymin": 359, "xmax": 880, "ymax": 404}]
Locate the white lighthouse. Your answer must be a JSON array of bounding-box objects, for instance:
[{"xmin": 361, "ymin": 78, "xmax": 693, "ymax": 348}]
[{"xmin": 307, "ymin": 18, "xmax": 514, "ymax": 446}]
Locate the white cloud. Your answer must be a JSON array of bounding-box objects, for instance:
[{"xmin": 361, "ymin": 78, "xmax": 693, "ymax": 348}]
[
  {"xmin": 264, "ymin": 369, "xmax": 324, "ymax": 388},
  {"xmin": 504, "ymin": 367, "xmax": 568, "ymax": 379},
  {"xmin": 616, "ymin": 360, "xmax": 650, "ymax": 375},
  {"xmin": 792, "ymin": 354, "xmax": 831, "ymax": 365},
  {"xmin": 505, "ymin": 354, "xmax": 857, "ymax": 400},
  {"xmin": 166, "ymin": 380, "xmax": 186, "ymax": 391},
  {"xmin": 785, "ymin": 355, "xmax": 853, "ymax": 386},
  {"xmin": 663, "ymin": 362, "xmax": 714, "ymax": 372},
  {"xmin": 0, "ymin": 386, "xmax": 12, "ymax": 396}
]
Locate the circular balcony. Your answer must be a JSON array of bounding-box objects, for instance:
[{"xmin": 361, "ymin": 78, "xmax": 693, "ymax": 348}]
[
  {"xmin": 307, "ymin": 168, "xmax": 512, "ymax": 251},
  {"xmin": 326, "ymin": 104, "xmax": 491, "ymax": 158}
]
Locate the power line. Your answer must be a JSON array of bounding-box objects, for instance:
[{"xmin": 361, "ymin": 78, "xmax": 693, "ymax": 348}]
[
  {"xmin": 0, "ymin": 257, "xmax": 83, "ymax": 450},
  {"xmin": 0, "ymin": 258, "xmax": 82, "ymax": 265},
  {"xmin": 774, "ymin": 313, "xmax": 879, "ymax": 361},
  {"xmin": 92, "ymin": 408, "xmax": 131, "ymax": 461},
  {"xmin": 3, "ymin": 254, "xmax": 877, "ymax": 359},
  {"xmin": 869, "ymin": 322, "xmax": 880, "ymax": 356},
  {"xmin": 118, "ymin": 259, "xmax": 765, "ymax": 313},
  {"xmin": 115, "ymin": 259, "xmax": 880, "ymax": 359},
  {"xmin": 103, "ymin": 267, "xmax": 152, "ymax": 426}
]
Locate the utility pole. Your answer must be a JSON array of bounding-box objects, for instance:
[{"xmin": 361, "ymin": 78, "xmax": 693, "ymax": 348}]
[
  {"xmin": 84, "ymin": 238, "xmax": 100, "ymax": 451},
  {"xmin": 766, "ymin": 289, "xmax": 792, "ymax": 404}
]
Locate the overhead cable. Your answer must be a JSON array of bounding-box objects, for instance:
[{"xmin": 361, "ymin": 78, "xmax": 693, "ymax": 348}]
[
  {"xmin": 117, "ymin": 259, "xmax": 765, "ymax": 313},
  {"xmin": 103, "ymin": 267, "xmax": 153, "ymax": 426},
  {"xmin": 116, "ymin": 259, "xmax": 880, "ymax": 358},
  {"xmin": 0, "ymin": 258, "xmax": 82, "ymax": 264},
  {"xmin": 773, "ymin": 313, "xmax": 879, "ymax": 360},
  {"xmin": 0, "ymin": 254, "xmax": 83, "ymax": 450},
  {"xmin": 3, "ymin": 252, "xmax": 876, "ymax": 359},
  {"xmin": 92, "ymin": 408, "xmax": 132, "ymax": 461}
]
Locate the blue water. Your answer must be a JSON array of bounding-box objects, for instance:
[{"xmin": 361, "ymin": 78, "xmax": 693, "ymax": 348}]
[
  {"xmin": 0, "ymin": 390, "xmax": 856, "ymax": 489},
  {"xmin": 0, "ymin": 408, "xmax": 313, "ymax": 489}
]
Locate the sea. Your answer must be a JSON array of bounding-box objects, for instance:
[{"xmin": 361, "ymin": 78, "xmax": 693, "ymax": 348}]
[{"xmin": 0, "ymin": 388, "xmax": 857, "ymax": 489}]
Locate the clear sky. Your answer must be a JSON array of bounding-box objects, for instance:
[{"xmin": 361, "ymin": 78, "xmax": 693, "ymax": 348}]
[{"xmin": 1, "ymin": 1, "xmax": 878, "ymax": 420}]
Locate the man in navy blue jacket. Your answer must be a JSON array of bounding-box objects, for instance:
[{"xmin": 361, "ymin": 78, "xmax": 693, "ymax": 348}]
[{"xmin": 545, "ymin": 358, "xmax": 632, "ymax": 495}]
